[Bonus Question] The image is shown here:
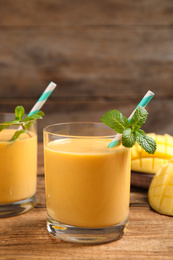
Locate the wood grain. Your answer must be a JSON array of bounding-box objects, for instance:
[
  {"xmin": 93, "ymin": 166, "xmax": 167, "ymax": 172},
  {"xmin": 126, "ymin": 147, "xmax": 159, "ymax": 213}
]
[
  {"xmin": 0, "ymin": 207, "xmax": 172, "ymax": 259},
  {"xmin": 0, "ymin": 0, "xmax": 173, "ymax": 26},
  {"xmin": 131, "ymin": 172, "xmax": 154, "ymax": 189},
  {"xmin": 0, "ymin": 27, "xmax": 173, "ymax": 99}
]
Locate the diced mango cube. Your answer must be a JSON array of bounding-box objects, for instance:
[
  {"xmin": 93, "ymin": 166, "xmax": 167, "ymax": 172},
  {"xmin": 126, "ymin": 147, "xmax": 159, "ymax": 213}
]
[
  {"xmin": 153, "ymin": 159, "xmax": 168, "ymax": 173},
  {"xmin": 131, "ymin": 159, "xmax": 141, "ymax": 172},
  {"xmin": 156, "ymin": 135, "xmax": 165, "ymax": 143},
  {"xmin": 131, "ymin": 133, "xmax": 173, "ymax": 174},
  {"xmin": 148, "ymin": 162, "xmax": 173, "ymax": 216},
  {"xmin": 166, "ymin": 147, "xmax": 173, "ymax": 157},
  {"xmin": 141, "ymin": 158, "xmax": 153, "ymax": 174},
  {"xmin": 164, "ymin": 185, "xmax": 173, "ymax": 196},
  {"xmin": 147, "ymin": 133, "xmax": 156, "ymax": 139},
  {"xmin": 165, "ymin": 134, "xmax": 173, "ymax": 147},
  {"xmin": 160, "ymin": 197, "xmax": 173, "ymax": 216},
  {"xmin": 131, "ymin": 146, "xmax": 139, "ymax": 159}
]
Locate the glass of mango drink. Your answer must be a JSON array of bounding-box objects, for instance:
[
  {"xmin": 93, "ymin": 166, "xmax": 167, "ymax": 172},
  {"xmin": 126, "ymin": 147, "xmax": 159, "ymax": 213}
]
[
  {"xmin": 44, "ymin": 122, "xmax": 131, "ymax": 244},
  {"xmin": 0, "ymin": 113, "xmax": 37, "ymax": 217}
]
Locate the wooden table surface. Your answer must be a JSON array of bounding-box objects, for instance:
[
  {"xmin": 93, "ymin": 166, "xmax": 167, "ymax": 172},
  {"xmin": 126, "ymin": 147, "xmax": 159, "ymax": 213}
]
[{"xmin": 0, "ymin": 143, "xmax": 173, "ymax": 260}]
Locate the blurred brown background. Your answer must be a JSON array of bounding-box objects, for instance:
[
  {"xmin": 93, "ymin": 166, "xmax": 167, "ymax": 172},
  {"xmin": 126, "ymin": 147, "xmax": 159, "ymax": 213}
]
[{"xmin": 0, "ymin": 0, "xmax": 173, "ymax": 140}]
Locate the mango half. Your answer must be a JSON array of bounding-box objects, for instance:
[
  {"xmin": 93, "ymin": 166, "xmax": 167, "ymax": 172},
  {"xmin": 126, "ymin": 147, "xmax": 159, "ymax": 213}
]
[
  {"xmin": 131, "ymin": 133, "xmax": 173, "ymax": 174},
  {"xmin": 148, "ymin": 161, "xmax": 173, "ymax": 216}
]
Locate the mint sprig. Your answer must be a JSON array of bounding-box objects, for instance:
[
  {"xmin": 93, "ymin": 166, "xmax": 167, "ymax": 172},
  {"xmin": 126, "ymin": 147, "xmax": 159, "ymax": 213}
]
[
  {"xmin": 101, "ymin": 110, "xmax": 129, "ymax": 133},
  {"xmin": 130, "ymin": 106, "xmax": 148, "ymax": 128},
  {"xmin": 122, "ymin": 128, "xmax": 136, "ymax": 148},
  {"xmin": 0, "ymin": 106, "xmax": 44, "ymax": 142},
  {"xmin": 101, "ymin": 106, "xmax": 156, "ymax": 154}
]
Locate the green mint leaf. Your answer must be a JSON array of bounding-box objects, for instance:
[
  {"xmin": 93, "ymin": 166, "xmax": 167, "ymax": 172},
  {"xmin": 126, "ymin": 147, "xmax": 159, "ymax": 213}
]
[
  {"xmin": 23, "ymin": 121, "xmax": 34, "ymax": 130},
  {"xmin": 9, "ymin": 129, "xmax": 27, "ymax": 142},
  {"xmin": 131, "ymin": 124, "xmax": 140, "ymax": 132},
  {"xmin": 135, "ymin": 130, "xmax": 157, "ymax": 154},
  {"xmin": 101, "ymin": 110, "xmax": 129, "ymax": 133},
  {"xmin": 122, "ymin": 128, "xmax": 136, "ymax": 148},
  {"xmin": 15, "ymin": 106, "xmax": 25, "ymax": 121},
  {"xmin": 23, "ymin": 111, "xmax": 44, "ymax": 122},
  {"xmin": 135, "ymin": 128, "xmax": 146, "ymax": 136},
  {"xmin": 7, "ymin": 120, "xmax": 21, "ymax": 125},
  {"xmin": 130, "ymin": 106, "xmax": 148, "ymax": 128},
  {"xmin": 0, "ymin": 124, "xmax": 9, "ymax": 132},
  {"xmin": 0, "ymin": 106, "xmax": 44, "ymax": 142},
  {"xmin": 101, "ymin": 105, "xmax": 156, "ymax": 154},
  {"xmin": 0, "ymin": 120, "xmax": 21, "ymax": 132},
  {"xmin": 36, "ymin": 111, "xmax": 44, "ymax": 116}
]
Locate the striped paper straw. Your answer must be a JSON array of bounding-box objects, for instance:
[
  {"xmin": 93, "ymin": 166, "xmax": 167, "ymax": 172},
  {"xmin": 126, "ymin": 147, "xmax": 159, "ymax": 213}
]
[
  {"xmin": 18, "ymin": 82, "xmax": 57, "ymax": 130},
  {"xmin": 27, "ymin": 81, "xmax": 57, "ymax": 117},
  {"xmin": 108, "ymin": 90, "xmax": 155, "ymax": 148}
]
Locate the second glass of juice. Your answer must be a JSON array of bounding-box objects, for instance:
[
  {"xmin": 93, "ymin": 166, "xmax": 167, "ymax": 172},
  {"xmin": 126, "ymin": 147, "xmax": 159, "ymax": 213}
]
[
  {"xmin": 0, "ymin": 113, "xmax": 37, "ymax": 217},
  {"xmin": 44, "ymin": 122, "xmax": 131, "ymax": 244}
]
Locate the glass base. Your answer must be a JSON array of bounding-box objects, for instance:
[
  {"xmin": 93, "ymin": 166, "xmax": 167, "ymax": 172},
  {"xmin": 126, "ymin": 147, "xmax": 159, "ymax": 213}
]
[
  {"xmin": 0, "ymin": 194, "xmax": 36, "ymax": 218},
  {"xmin": 47, "ymin": 215, "xmax": 128, "ymax": 244}
]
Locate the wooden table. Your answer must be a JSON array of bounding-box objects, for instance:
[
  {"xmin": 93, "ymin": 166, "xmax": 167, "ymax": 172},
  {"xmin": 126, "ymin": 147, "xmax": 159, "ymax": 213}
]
[{"xmin": 0, "ymin": 144, "xmax": 173, "ymax": 259}]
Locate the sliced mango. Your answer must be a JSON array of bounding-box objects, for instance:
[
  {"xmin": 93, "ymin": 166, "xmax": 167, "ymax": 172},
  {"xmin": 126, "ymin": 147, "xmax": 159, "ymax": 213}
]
[
  {"xmin": 148, "ymin": 162, "xmax": 173, "ymax": 216},
  {"xmin": 131, "ymin": 133, "xmax": 173, "ymax": 174}
]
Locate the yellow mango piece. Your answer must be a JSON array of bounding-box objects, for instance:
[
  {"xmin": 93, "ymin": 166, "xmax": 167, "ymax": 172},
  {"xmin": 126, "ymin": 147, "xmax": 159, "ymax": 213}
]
[
  {"xmin": 164, "ymin": 185, "xmax": 173, "ymax": 196},
  {"xmin": 131, "ymin": 159, "xmax": 141, "ymax": 172},
  {"xmin": 131, "ymin": 158, "xmax": 168, "ymax": 174},
  {"xmin": 156, "ymin": 134, "xmax": 166, "ymax": 144},
  {"xmin": 131, "ymin": 145, "xmax": 139, "ymax": 159},
  {"xmin": 148, "ymin": 196, "xmax": 161, "ymax": 209},
  {"xmin": 170, "ymin": 176, "xmax": 173, "ymax": 185},
  {"xmin": 160, "ymin": 197, "xmax": 173, "ymax": 216},
  {"xmin": 166, "ymin": 146, "xmax": 173, "ymax": 157},
  {"xmin": 148, "ymin": 162, "xmax": 173, "ymax": 216},
  {"xmin": 131, "ymin": 133, "xmax": 173, "ymax": 174},
  {"xmin": 165, "ymin": 134, "xmax": 173, "ymax": 147},
  {"xmin": 147, "ymin": 133, "xmax": 156, "ymax": 139},
  {"xmin": 153, "ymin": 158, "xmax": 168, "ymax": 173},
  {"xmin": 141, "ymin": 158, "xmax": 153, "ymax": 174}
]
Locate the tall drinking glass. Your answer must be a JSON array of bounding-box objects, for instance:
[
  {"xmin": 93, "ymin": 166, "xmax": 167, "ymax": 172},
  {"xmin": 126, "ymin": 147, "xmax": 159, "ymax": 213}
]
[
  {"xmin": 44, "ymin": 122, "xmax": 131, "ymax": 244},
  {"xmin": 0, "ymin": 113, "xmax": 37, "ymax": 217}
]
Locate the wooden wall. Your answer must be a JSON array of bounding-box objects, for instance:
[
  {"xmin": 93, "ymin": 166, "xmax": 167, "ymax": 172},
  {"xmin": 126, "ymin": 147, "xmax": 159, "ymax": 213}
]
[{"xmin": 0, "ymin": 0, "xmax": 173, "ymax": 140}]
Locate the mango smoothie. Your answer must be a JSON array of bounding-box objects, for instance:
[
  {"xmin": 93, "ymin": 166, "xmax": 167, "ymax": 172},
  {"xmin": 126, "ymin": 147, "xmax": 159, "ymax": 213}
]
[
  {"xmin": 44, "ymin": 138, "xmax": 131, "ymax": 228},
  {"xmin": 0, "ymin": 129, "xmax": 37, "ymax": 204}
]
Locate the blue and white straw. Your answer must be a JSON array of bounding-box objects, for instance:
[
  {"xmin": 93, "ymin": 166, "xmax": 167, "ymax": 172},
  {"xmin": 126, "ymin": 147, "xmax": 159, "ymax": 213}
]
[
  {"xmin": 27, "ymin": 82, "xmax": 57, "ymax": 117},
  {"xmin": 18, "ymin": 82, "xmax": 57, "ymax": 130},
  {"xmin": 108, "ymin": 90, "xmax": 155, "ymax": 148}
]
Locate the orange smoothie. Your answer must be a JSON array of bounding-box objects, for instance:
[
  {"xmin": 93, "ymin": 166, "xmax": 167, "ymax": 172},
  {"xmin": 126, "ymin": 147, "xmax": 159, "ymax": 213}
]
[
  {"xmin": 0, "ymin": 129, "xmax": 37, "ymax": 204},
  {"xmin": 44, "ymin": 138, "xmax": 131, "ymax": 228}
]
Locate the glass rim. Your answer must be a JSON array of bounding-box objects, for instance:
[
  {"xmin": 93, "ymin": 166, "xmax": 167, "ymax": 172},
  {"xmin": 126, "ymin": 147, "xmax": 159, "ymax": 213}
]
[
  {"xmin": 0, "ymin": 112, "xmax": 36, "ymax": 125},
  {"xmin": 43, "ymin": 122, "xmax": 118, "ymax": 139}
]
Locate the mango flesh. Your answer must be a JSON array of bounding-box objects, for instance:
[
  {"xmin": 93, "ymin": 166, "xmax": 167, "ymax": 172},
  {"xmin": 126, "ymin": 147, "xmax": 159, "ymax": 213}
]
[
  {"xmin": 148, "ymin": 162, "xmax": 173, "ymax": 216},
  {"xmin": 131, "ymin": 133, "xmax": 173, "ymax": 174}
]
